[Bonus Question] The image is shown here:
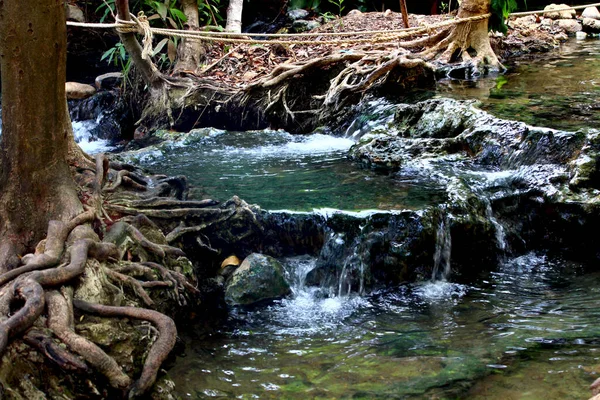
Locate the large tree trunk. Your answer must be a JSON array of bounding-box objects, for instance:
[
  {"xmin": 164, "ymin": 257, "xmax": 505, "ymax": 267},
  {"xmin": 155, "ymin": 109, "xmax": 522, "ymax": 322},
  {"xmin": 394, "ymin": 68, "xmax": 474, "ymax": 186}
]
[
  {"xmin": 448, "ymin": 0, "xmax": 500, "ymax": 66},
  {"xmin": 412, "ymin": 0, "xmax": 502, "ymax": 73},
  {"xmin": 225, "ymin": 0, "xmax": 244, "ymax": 33},
  {"xmin": 0, "ymin": 0, "xmax": 83, "ymax": 271},
  {"xmin": 174, "ymin": 0, "xmax": 206, "ymax": 74}
]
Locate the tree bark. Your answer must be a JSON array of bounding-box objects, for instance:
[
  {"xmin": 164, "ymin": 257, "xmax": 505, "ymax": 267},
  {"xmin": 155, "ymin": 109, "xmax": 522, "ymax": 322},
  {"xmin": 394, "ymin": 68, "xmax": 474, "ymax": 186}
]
[
  {"xmin": 174, "ymin": 0, "xmax": 206, "ymax": 74},
  {"xmin": 0, "ymin": 0, "xmax": 83, "ymax": 271},
  {"xmin": 447, "ymin": 0, "xmax": 501, "ymax": 67},
  {"xmin": 225, "ymin": 0, "xmax": 244, "ymax": 33}
]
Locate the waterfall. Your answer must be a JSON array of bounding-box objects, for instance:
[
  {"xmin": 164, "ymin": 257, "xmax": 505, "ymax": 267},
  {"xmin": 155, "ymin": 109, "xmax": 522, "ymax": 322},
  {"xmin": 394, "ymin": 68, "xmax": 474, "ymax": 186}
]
[
  {"xmin": 484, "ymin": 201, "xmax": 507, "ymax": 252},
  {"xmin": 431, "ymin": 214, "xmax": 452, "ymax": 281}
]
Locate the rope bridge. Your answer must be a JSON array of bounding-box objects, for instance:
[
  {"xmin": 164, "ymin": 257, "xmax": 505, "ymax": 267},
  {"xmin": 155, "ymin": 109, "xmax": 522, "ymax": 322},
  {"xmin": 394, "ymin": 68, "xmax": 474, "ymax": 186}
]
[
  {"xmin": 64, "ymin": 2, "xmax": 600, "ymax": 63},
  {"xmin": 67, "ymin": 13, "xmax": 492, "ymax": 48}
]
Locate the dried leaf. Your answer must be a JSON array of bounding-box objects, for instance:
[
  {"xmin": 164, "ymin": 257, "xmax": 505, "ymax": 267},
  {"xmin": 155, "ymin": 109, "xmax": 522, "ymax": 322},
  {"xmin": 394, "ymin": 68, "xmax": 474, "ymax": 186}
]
[
  {"xmin": 241, "ymin": 71, "xmax": 259, "ymax": 81},
  {"xmin": 167, "ymin": 39, "xmax": 177, "ymax": 63}
]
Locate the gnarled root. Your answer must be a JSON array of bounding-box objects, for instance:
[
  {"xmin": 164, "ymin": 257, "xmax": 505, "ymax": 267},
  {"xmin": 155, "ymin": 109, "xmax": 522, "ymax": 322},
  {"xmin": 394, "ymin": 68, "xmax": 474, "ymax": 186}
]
[
  {"xmin": 411, "ymin": 15, "xmax": 505, "ymax": 75},
  {"xmin": 0, "ymin": 279, "xmax": 45, "ymax": 354},
  {"xmin": 73, "ymin": 299, "xmax": 177, "ymax": 398},
  {"xmin": 23, "ymin": 328, "xmax": 89, "ymax": 372},
  {"xmin": 46, "ymin": 290, "xmax": 131, "ymax": 390}
]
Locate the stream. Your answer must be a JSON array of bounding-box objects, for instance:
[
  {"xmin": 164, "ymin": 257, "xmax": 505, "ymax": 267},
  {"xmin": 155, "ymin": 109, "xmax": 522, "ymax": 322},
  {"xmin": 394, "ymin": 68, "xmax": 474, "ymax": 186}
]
[{"xmin": 101, "ymin": 39, "xmax": 600, "ymax": 398}]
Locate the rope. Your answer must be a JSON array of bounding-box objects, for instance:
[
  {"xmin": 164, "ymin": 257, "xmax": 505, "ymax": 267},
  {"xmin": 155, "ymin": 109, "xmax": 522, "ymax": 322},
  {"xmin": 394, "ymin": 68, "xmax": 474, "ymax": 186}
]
[
  {"xmin": 67, "ymin": 13, "xmax": 490, "ymax": 48},
  {"xmin": 509, "ymin": 2, "xmax": 600, "ymax": 17}
]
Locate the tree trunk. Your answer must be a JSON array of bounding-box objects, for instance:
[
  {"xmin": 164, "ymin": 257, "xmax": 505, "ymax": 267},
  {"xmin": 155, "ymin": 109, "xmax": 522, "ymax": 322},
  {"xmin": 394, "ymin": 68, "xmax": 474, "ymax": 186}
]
[
  {"xmin": 174, "ymin": 0, "xmax": 206, "ymax": 74},
  {"xmin": 0, "ymin": 0, "xmax": 83, "ymax": 271},
  {"xmin": 225, "ymin": 0, "xmax": 244, "ymax": 33},
  {"xmin": 115, "ymin": 0, "xmax": 163, "ymax": 88},
  {"xmin": 447, "ymin": 0, "xmax": 501, "ymax": 67}
]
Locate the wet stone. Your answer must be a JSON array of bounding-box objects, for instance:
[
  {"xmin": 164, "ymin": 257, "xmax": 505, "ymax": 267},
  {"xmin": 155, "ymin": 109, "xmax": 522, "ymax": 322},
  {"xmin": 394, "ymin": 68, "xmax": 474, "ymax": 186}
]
[
  {"xmin": 291, "ymin": 20, "xmax": 321, "ymax": 33},
  {"xmin": 225, "ymin": 253, "xmax": 291, "ymax": 306},
  {"xmin": 582, "ymin": 7, "xmax": 600, "ymax": 20}
]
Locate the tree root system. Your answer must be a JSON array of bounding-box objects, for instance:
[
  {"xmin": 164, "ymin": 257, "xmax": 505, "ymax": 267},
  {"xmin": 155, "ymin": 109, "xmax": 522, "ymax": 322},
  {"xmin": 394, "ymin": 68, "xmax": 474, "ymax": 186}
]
[{"xmin": 0, "ymin": 153, "xmax": 234, "ymax": 398}]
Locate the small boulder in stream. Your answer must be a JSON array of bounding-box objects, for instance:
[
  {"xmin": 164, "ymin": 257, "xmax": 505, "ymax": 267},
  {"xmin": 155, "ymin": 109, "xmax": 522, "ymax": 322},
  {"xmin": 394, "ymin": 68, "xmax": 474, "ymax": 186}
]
[
  {"xmin": 65, "ymin": 82, "xmax": 96, "ymax": 100},
  {"xmin": 225, "ymin": 253, "xmax": 291, "ymax": 306}
]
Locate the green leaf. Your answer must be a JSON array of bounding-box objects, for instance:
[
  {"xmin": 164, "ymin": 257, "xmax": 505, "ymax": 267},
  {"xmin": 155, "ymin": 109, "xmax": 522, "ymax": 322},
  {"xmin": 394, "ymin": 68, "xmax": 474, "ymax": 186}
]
[
  {"xmin": 170, "ymin": 8, "xmax": 187, "ymax": 23},
  {"xmin": 155, "ymin": 2, "xmax": 168, "ymax": 19},
  {"xmin": 101, "ymin": 47, "xmax": 115, "ymax": 61},
  {"xmin": 119, "ymin": 44, "xmax": 126, "ymax": 60}
]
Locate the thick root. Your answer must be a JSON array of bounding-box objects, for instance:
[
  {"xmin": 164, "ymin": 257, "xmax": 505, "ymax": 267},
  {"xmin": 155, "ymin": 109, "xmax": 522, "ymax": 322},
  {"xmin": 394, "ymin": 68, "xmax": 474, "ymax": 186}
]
[
  {"xmin": 46, "ymin": 290, "xmax": 131, "ymax": 390},
  {"xmin": 73, "ymin": 299, "xmax": 177, "ymax": 398},
  {"xmin": 23, "ymin": 328, "xmax": 89, "ymax": 372},
  {"xmin": 0, "ymin": 279, "xmax": 45, "ymax": 354}
]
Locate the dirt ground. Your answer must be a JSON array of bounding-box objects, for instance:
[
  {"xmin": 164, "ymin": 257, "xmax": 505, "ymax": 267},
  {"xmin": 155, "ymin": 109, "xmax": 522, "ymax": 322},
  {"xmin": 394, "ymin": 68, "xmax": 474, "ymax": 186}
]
[{"xmin": 192, "ymin": 10, "xmax": 560, "ymax": 87}]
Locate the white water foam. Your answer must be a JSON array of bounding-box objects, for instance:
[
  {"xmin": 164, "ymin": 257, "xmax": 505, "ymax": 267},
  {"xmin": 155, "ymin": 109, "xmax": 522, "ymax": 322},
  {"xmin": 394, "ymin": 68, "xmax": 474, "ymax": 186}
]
[
  {"xmin": 267, "ymin": 256, "xmax": 369, "ymax": 335},
  {"xmin": 72, "ymin": 120, "xmax": 114, "ymax": 154},
  {"xmin": 217, "ymin": 133, "xmax": 354, "ymax": 159}
]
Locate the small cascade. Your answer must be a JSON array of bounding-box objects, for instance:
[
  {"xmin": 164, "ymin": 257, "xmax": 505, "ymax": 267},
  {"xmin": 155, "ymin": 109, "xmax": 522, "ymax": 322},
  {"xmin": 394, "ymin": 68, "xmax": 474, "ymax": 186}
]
[
  {"xmin": 283, "ymin": 256, "xmax": 318, "ymax": 295},
  {"xmin": 431, "ymin": 214, "xmax": 452, "ymax": 281},
  {"xmin": 484, "ymin": 200, "xmax": 508, "ymax": 252}
]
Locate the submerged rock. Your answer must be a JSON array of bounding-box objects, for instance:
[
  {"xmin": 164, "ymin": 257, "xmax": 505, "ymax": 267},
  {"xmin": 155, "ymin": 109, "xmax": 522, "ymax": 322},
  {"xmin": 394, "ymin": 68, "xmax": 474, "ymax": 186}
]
[
  {"xmin": 225, "ymin": 253, "xmax": 291, "ymax": 305},
  {"xmin": 349, "ymin": 98, "xmax": 600, "ymax": 263}
]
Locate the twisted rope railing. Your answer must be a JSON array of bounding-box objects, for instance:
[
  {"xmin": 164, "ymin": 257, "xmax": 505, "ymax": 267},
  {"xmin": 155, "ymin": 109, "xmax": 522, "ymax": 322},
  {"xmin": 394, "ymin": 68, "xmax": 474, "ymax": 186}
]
[{"xmin": 67, "ymin": 12, "xmax": 491, "ymax": 47}]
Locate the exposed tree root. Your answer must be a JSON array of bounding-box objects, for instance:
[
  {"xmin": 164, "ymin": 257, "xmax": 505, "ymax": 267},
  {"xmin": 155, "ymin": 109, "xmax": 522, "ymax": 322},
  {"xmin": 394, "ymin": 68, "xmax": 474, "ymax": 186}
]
[
  {"xmin": 23, "ymin": 328, "xmax": 89, "ymax": 372},
  {"xmin": 73, "ymin": 299, "xmax": 177, "ymax": 398},
  {"xmin": 0, "ymin": 157, "xmax": 202, "ymax": 398},
  {"xmin": 47, "ymin": 290, "xmax": 132, "ymax": 390}
]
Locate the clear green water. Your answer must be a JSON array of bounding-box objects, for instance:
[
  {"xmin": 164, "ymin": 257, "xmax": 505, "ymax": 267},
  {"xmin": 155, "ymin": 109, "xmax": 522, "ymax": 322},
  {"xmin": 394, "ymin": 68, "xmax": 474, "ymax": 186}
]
[
  {"xmin": 136, "ymin": 130, "xmax": 447, "ymax": 211},
  {"xmin": 171, "ymin": 254, "xmax": 600, "ymax": 399},
  {"xmin": 436, "ymin": 39, "xmax": 600, "ymax": 131},
  {"xmin": 150, "ymin": 40, "xmax": 600, "ymax": 399}
]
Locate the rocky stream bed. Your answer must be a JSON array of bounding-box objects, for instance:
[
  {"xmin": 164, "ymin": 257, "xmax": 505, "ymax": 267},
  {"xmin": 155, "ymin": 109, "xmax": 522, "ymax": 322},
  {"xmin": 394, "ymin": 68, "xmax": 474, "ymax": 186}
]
[{"xmin": 58, "ymin": 33, "xmax": 600, "ymax": 398}]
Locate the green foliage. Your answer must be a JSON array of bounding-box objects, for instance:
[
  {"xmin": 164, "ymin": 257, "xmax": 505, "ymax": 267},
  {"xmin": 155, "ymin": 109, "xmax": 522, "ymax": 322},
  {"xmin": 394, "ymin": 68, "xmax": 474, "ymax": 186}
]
[
  {"xmin": 197, "ymin": 0, "xmax": 223, "ymax": 25},
  {"xmin": 328, "ymin": 0, "xmax": 345, "ymax": 15},
  {"xmin": 100, "ymin": 42, "xmax": 132, "ymax": 89},
  {"xmin": 289, "ymin": 0, "xmax": 322, "ymax": 11},
  {"xmin": 320, "ymin": 11, "xmax": 337, "ymax": 22},
  {"xmin": 490, "ymin": 0, "xmax": 526, "ymax": 34}
]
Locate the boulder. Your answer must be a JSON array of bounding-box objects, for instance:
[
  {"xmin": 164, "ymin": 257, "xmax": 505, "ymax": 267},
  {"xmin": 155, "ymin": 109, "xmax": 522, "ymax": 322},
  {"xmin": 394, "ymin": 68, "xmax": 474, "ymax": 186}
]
[
  {"xmin": 95, "ymin": 72, "xmax": 124, "ymax": 90},
  {"xmin": 65, "ymin": 82, "xmax": 96, "ymax": 100},
  {"xmin": 582, "ymin": 17, "xmax": 600, "ymax": 33},
  {"xmin": 66, "ymin": 4, "xmax": 85, "ymax": 22},
  {"xmin": 582, "ymin": 6, "xmax": 600, "ymax": 20},
  {"xmin": 543, "ymin": 4, "xmax": 575, "ymax": 20},
  {"xmin": 291, "ymin": 19, "xmax": 321, "ymax": 33},
  {"xmin": 510, "ymin": 15, "xmax": 538, "ymax": 30},
  {"xmin": 287, "ymin": 9, "xmax": 309, "ymax": 21},
  {"xmin": 556, "ymin": 19, "xmax": 582, "ymax": 33},
  {"xmin": 224, "ymin": 253, "xmax": 291, "ymax": 306}
]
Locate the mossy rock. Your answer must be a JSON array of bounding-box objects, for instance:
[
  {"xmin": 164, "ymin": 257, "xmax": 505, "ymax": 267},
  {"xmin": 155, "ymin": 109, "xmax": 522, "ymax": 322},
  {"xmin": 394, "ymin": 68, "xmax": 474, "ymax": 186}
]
[{"xmin": 224, "ymin": 253, "xmax": 291, "ymax": 306}]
